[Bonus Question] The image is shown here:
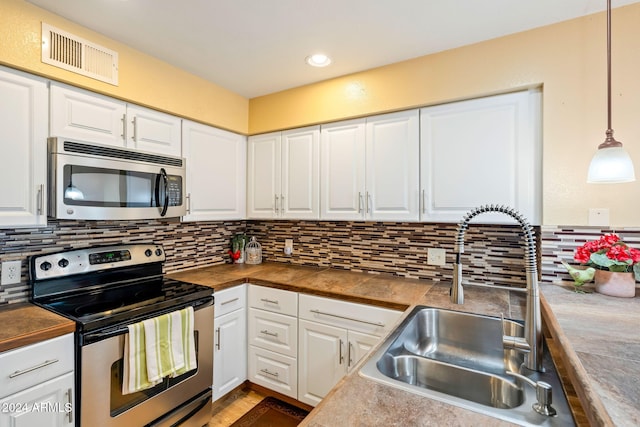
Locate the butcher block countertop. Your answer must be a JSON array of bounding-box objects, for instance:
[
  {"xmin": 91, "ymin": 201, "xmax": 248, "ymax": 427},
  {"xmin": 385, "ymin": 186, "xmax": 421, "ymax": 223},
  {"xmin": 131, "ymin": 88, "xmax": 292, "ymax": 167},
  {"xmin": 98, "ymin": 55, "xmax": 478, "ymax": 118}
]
[
  {"xmin": 0, "ymin": 303, "xmax": 75, "ymax": 353},
  {"xmin": 171, "ymin": 262, "xmax": 639, "ymax": 427}
]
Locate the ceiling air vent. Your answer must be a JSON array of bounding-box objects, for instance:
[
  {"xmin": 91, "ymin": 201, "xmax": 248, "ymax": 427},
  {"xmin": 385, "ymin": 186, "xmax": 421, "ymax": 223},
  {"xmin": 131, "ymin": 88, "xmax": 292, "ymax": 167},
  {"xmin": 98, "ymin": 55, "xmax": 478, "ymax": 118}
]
[{"xmin": 41, "ymin": 23, "xmax": 119, "ymax": 86}]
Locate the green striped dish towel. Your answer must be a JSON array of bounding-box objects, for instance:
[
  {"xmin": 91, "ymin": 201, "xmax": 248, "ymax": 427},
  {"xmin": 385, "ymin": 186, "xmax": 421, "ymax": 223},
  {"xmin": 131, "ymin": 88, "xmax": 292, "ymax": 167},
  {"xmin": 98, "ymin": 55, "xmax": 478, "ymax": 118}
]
[{"xmin": 122, "ymin": 307, "xmax": 197, "ymax": 394}]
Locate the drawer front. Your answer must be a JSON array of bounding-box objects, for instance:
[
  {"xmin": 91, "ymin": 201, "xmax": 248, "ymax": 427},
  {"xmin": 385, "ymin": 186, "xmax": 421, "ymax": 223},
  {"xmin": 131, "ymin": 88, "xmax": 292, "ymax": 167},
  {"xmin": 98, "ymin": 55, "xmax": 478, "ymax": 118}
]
[
  {"xmin": 248, "ymin": 285, "xmax": 298, "ymax": 316},
  {"xmin": 0, "ymin": 334, "xmax": 74, "ymax": 399},
  {"xmin": 248, "ymin": 308, "xmax": 297, "ymax": 357},
  {"xmin": 299, "ymin": 294, "xmax": 402, "ymax": 335},
  {"xmin": 215, "ymin": 284, "xmax": 246, "ymax": 317},
  {"xmin": 248, "ymin": 346, "xmax": 297, "ymax": 399}
]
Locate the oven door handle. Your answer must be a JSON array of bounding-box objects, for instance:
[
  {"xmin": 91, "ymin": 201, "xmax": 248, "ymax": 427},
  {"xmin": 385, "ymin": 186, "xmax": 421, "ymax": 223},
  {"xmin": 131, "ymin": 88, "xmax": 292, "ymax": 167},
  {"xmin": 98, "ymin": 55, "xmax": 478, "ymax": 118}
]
[
  {"xmin": 155, "ymin": 168, "xmax": 169, "ymax": 217},
  {"xmin": 82, "ymin": 296, "xmax": 213, "ymax": 343}
]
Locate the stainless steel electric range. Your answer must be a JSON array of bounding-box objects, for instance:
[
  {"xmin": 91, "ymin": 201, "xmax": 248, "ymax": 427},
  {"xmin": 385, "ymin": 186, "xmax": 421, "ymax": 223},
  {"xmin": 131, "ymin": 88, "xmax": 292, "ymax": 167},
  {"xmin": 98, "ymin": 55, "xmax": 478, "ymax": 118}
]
[{"xmin": 30, "ymin": 244, "xmax": 214, "ymax": 427}]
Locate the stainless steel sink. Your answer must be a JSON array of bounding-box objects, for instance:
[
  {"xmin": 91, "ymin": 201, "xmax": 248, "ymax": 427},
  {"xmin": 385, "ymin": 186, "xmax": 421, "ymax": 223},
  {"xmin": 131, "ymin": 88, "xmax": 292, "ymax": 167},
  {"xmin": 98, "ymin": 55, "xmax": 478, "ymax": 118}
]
[{"xmin": 360, "ymin": 306, "xmax": 575, "ymax": 426}]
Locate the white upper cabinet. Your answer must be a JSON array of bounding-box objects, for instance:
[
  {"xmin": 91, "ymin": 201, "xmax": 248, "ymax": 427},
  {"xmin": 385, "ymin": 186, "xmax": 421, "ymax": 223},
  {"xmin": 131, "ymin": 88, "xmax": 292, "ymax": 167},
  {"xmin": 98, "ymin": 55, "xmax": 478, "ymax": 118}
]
[
  {"xmin": 182, "ymin": 120, "xmax": 246, "ymax": 221},
  {"xmin": 247, "ymin": 126, "xmax": 320, "ymax": 219},
  {"xmin": 320, "ymin": 110, "xmax": 419, "ymax": 221},
  {"xmin": 247, "ymin": 132, "xmax": 281, "ymax": 219},
  {"xmin": 280, "ymin": 126, "xmax": 320, "ymax": 219},
  {"xmin": 420, "ymin": 89, "xmax": 542, "ymax": 224},
  {"xmin": 0, "ymin": 66, "xmax": 48, "ymax": 227},
  {"xmin": 126, "ymin": 105, "xmax": 182, "ymax": 156},
  {"xmin": 365, "ymin": 110, "xmax": 420, "ymax": 221},
  {"xmin": 51, "ymin": 83, "xmax": 181, "ymax": 156},
  {"xmin": 320, "ymin": 119, "xmax": 366, "ymax": 220},
  {"xmin": 50, "ymin": 82, "xmax": 126, "ymax": 147}
]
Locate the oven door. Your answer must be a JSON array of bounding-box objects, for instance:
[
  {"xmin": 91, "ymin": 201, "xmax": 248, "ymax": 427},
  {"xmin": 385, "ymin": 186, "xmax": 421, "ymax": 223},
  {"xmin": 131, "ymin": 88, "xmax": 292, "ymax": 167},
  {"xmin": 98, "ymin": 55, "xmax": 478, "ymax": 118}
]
[{"xmin": 79, "ymin": 304, "xmax": 213, "ymax": 427}]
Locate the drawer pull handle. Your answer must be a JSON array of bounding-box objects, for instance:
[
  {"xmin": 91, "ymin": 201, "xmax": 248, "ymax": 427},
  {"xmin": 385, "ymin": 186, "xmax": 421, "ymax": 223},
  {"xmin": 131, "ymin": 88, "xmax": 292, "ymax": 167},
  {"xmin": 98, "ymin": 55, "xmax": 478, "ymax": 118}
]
[
  {"xmin": 221, "ymin": 297, "xmax": 239, "ymax": 306},
  {"xmin": 260, "ymin": 368, "xmax": 279, "ymax": 378},
  {"xmin": 260, "ymin": 298, "xmax": 279, "ymax": 305},
  {"xmin": 9, "ymin": 359, "xmax": 59, "ymax": 378},
  {"xmin": 260, "ymin": 329, "xmax": 278, "ymax": 337},
  {"xmin": 309, "ymin": 309, "xmax": 385, "ymax": 327}
]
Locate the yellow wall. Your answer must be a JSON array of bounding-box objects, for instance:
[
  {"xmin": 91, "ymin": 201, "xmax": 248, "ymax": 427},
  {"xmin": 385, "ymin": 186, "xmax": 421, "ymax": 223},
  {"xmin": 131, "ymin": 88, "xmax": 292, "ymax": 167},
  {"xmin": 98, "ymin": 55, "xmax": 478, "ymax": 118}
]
[
  {"xmin": 250, "ymin": 5, "xmax": 640, "ymax": 227},
  {"xmin": 0, "ymin": 0, "xmax": 249, "ymax": 134}
]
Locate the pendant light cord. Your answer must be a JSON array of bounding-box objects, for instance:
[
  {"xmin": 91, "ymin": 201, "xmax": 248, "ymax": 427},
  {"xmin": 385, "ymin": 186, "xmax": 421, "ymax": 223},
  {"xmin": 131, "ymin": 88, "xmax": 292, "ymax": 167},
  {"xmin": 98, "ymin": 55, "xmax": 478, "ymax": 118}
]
[{"xmin": 602, "ymin": 0, "xmax": 622, "ymax": 148}]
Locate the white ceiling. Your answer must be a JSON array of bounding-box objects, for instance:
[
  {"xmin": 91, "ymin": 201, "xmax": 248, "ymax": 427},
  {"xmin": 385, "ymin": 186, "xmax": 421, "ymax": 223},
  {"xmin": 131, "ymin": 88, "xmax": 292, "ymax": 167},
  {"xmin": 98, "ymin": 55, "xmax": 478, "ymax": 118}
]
[{"xmin": 27, "ymin": 0, "xmax": 640, "ymax": 99}]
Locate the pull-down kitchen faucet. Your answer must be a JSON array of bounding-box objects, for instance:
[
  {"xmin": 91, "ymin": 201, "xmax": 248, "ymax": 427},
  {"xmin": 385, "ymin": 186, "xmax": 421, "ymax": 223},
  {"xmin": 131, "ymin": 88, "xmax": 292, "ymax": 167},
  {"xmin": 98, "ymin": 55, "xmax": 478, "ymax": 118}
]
[{"xmin": 450, "ymin": 204, "xmax": 542, "ymax": 372}]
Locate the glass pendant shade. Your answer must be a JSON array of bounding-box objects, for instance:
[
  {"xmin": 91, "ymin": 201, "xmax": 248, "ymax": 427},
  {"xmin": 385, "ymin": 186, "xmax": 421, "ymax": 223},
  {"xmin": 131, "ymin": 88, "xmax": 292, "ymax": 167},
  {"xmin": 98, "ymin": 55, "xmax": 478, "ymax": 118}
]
[{"xmin": 587, "ymin": 145, "xmax": 636, "ymax": 183}]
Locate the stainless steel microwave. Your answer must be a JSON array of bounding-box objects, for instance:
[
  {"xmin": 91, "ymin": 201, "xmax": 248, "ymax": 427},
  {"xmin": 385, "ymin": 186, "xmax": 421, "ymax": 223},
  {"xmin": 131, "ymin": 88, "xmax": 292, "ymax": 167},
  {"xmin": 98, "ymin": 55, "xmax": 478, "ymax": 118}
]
[{"xmin": 48, "ymin": 137, "xmax": 186, "ymax": 220}]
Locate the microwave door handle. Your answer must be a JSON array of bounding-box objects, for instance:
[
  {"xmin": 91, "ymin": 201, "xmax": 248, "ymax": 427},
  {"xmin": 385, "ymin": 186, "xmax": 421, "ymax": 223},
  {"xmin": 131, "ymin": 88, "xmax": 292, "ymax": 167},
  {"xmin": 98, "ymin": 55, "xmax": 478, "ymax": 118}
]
[{"xmin": 155, "ymin": 168, "xmax": 169, "ymax": 217}]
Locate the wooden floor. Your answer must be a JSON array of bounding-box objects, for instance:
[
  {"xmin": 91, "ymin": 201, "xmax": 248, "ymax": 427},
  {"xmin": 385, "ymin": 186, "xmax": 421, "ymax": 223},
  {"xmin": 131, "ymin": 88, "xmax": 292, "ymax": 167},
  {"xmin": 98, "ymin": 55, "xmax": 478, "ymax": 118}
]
[{"xmin": 208, "ymin": 386, "xmax": 268, "ymax": 427}]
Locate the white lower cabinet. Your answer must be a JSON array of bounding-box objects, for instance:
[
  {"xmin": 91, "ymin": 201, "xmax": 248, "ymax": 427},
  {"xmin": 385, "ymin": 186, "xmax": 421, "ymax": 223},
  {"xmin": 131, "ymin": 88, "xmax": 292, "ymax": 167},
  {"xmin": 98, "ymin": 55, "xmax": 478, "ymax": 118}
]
[
  {"xmin": 0, "ymin": 334, "xmax": 75, "ymax": 427},
  {"xmin": 0, "ymin": 373, "xmax": 73, "ymax": 427},
  {"xmin": 247, "ymin": 285, "xmax": 298, "ymax": 399},
  {"xmin": 297, "ymin": 294, "xmax": 401, "ymax": 407},
  {"xmin": 213, "ymin": 285, "xmax": 247, "ymax": 402}
]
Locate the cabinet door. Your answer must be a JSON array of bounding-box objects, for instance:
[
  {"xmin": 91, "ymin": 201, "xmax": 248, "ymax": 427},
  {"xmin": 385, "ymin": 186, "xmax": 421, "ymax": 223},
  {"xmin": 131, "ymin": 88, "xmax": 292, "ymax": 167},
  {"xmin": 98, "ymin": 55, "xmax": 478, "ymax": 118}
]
[
  {"xmin": 213, "ymin": 308, "xmax": 247, "ymax": 401},
  {"xmin": 182, "ymin": 121, "xmax": 246, "ymax": 221},
  {"xmin": 298, "ymin": 319, "xmax": 347, "ymax": 407},
  {"xmin": 420, "ymin": 90, "xmax": 542, "ymax": 224},
  {"xmin": 365, "ymin": 110, "xmax": 420, "ymax": 221},
  {"xmin": 247, "ymin": 132, "xmax": 281, "ymax": 219},
  {"xmin": 280, "ymin": 126, "xmax": 320, "ymax": 219},
  {"xmin": 320, "ymin": 119, "xmax": 366, "ymax": 220},
  {"xmin": 126, "ymin": 105, "xmax": 182, "ymax": 156},
  {"xmin": 347, "ymin": 330, "xmax": 379, "ymax": 372},
  {"xmin": 0, "ymin": 67, "xmax": 48, "ymax": 227},
  {"xmin": 50, "ymin": 82, "xmax": 126, "ymax": 146},
  {"xmin": 0, "ymin": 372, "xmax": 73, "ymax": 427}
]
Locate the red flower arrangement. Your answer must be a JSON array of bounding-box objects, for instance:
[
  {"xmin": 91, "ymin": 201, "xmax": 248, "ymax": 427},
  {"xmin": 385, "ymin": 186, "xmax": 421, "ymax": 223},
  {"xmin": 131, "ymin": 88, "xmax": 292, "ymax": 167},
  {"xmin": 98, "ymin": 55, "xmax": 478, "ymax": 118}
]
[{"xmin": 575, "ymin": 233, "xmax": 640, "ymax": 273}]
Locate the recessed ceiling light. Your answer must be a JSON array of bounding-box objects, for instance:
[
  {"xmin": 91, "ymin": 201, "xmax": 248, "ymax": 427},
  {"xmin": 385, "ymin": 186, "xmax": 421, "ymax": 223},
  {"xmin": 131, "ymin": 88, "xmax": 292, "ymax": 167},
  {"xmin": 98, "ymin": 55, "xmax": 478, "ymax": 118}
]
[{"xmin": 305, "ymin": 53, "xmax": 331, "ymax": 67}]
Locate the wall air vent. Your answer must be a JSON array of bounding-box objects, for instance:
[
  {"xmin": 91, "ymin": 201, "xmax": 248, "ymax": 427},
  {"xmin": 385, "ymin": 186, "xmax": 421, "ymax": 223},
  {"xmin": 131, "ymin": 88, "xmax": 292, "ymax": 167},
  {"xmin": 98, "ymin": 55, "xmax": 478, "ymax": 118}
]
[{"xmin": 41, "ymin": 23, "xmax": 119, "ymax": 86}]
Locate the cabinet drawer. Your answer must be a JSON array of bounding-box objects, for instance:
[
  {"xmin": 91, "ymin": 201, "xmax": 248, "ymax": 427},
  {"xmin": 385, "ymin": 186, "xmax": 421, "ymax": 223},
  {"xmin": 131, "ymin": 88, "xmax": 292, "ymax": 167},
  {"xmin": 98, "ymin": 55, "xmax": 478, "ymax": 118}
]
[
  {"xmin": 299, "ymin": 294, "xmax": 401, "ymax": 335},
  {"xmin": 214, "ymin": 284, "xmax": 246, "ymax": 317},
  {"xmin": 0, "ymin": 334, "xmax": 74, "ymax": 399},
  {"xmin": 248, "ymin": 285, "xmax": 297, "ymax": 316},
  {"xmin": 248, "ymin": 346, "xmax": 297, "ymax": 399},
  {"xmin": 248, "ymin": 308, "xmax": 297, "ymax": 357}
]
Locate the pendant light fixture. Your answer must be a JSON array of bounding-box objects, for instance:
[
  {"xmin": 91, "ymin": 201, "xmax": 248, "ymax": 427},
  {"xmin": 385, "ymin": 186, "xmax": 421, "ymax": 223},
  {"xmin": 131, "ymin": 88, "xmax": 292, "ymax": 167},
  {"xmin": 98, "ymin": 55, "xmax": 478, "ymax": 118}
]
[{"xmin": 587, "ymin": 0, "xmax": 636, "ymax": 183}]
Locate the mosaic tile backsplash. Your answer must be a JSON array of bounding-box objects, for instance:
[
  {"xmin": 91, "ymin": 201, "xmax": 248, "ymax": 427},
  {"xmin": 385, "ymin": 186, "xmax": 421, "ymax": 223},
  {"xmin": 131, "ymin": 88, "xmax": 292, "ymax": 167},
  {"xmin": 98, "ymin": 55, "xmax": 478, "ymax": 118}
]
[
  {"xmin": 0, "ymin": 219, "xmax": 245, "ymax": 304},
  {"xmin": 1, "ymin": 218, "xmax": 636, "ymax": 304}
]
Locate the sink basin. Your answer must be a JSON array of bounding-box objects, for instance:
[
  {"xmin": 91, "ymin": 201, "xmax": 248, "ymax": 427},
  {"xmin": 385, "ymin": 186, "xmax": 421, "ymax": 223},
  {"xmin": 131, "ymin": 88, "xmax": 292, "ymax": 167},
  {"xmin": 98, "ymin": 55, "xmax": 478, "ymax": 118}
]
[
  {"xmin": 377, "ymin": 352, "xmax": 524, "ymax": 409},
  {"xmin": 388, "ymin": 306, "xmax": 524, "ymax": 375},
  {"xmin": 360, "ymin": 306, "xmax": 575, "ymax": 426}
]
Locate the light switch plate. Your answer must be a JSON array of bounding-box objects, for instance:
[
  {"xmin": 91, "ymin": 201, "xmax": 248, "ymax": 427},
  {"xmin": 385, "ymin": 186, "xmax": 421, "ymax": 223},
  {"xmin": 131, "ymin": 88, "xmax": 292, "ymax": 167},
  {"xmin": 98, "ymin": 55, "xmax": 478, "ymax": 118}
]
[
  {"xmin": 588, "ymin": 208, "xmax": 610, "ymax": 227},
  {"xmin": 427, "ymin": 248, "xmax": 446, "ymax": 266},
  {"xmin": 1, "ymin": 260, "xmax": 22, "ymax": 285}
]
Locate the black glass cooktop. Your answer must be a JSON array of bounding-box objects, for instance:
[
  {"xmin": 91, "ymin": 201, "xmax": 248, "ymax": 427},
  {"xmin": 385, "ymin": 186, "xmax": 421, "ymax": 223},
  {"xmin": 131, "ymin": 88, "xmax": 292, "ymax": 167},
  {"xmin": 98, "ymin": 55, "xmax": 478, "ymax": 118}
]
[{"xmin": 34, "ymin": 277, "xmax": 213, "ymax": 333}]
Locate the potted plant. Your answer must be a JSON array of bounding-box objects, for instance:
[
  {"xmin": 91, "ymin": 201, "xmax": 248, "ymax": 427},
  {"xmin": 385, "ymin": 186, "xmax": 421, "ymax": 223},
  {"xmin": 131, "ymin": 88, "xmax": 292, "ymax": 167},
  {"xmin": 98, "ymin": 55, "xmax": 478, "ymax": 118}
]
[
  {"xmin": 573, "ymin": 233, "xmax": 640, "ymax": 297},
  {"xmin": 229, "ymin": 233, "xmax": 247, "ymax": 264}
]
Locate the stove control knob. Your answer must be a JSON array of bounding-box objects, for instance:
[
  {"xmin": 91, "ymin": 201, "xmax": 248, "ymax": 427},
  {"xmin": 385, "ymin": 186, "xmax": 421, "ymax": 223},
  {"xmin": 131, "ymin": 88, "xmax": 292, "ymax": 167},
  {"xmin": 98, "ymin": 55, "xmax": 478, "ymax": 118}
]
[
  {"xmin": 144, "ymin": 249, "xmax": 153, "ymax": 257},
  {"xmin": 155, "ymin": 248, "xmax": 163, "ymax": 257},
  {"xmin": 58, "ymin": 258, "xmax": 69, "ymax": 268},
  {"xmin": 40, "ymin": 261, "xmax": 52, "ymax": 271}
]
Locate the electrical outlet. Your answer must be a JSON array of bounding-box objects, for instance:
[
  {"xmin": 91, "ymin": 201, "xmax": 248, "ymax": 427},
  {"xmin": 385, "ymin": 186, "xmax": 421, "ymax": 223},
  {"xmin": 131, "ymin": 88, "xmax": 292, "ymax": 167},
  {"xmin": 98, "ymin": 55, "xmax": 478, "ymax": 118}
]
[
  {"xmin": 1, "ymin": 260, "xmax": 22, "ymax": 285},
  {"xmin": 284, "ymin": 239, "xmax": 293, "ymax": 255},
  {"xmin": 427, "ymin": 248, "xmax": 446, "ymax": 266}
]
